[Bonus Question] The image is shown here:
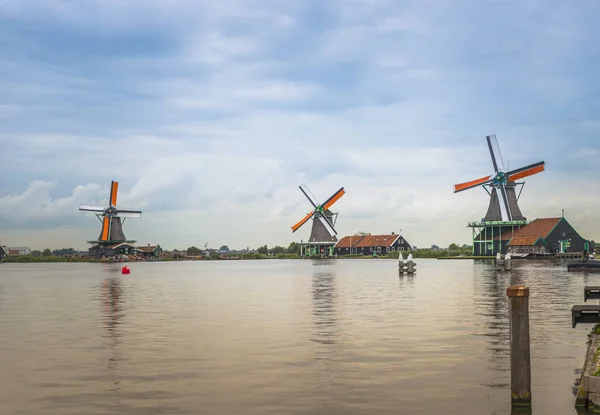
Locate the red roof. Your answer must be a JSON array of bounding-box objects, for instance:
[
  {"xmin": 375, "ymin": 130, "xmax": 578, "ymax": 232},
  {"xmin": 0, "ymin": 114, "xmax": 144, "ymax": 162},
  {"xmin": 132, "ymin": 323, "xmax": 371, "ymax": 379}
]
[
  {"xmin": 508, "ymin": 237, "xmax": 541, "ymax": 246},
  {"xmin": 138, "ymin": 245, "xmax": 158, "ymax": 252},
  {"xmin": 507, "ymin": 218, "xmax": 562, "ymax": 246},
  {"xmin": 355, "ymin": 235, "xmax": 399, "ymax": 247},
  {"xmin": 335, "ymin": 234, "xmax": 401, "ymax": 248},
  {"xmin": 335, "ymin": 236, "xmax": 363, "ymax": 248},
  {"xmin": 511, "ymin": 218, "xmax": 561, "ymax": 238}
]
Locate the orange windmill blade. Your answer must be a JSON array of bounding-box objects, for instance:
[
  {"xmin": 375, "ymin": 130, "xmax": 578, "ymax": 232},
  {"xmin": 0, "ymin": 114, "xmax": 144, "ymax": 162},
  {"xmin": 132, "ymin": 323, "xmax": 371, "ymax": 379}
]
[
  {"xmin": 291, "ymin": 183, "xmax": 345, "ymax": 239},
  {"xmin": 453, "ymin": 134, "xmax": 546, "ymax": 222}
]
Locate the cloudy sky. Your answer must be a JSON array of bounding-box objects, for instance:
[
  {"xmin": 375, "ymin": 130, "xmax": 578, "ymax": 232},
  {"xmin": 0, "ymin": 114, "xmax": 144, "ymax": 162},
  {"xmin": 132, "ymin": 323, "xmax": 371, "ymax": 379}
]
[{"xmin": 1, "ymin": 0, "xmax": 599, "ymax": 250}]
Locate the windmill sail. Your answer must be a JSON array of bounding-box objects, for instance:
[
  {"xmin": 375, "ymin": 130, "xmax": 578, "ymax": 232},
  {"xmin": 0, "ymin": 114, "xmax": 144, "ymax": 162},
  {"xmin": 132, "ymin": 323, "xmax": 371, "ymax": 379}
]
[
  {"xmin": 291, "ymin": 184, "xmax": 344, "ymax": 242},
  {"xmin": 487, "ymin": 134, "xmax": 505, "ymax": 172},
  {"xmin": 81, "ymin": 180, "xmax": 142, "ymax": 244},
  {"xmin": 454, "ymin": 135, "xmax": 544, "ymax": 223}
]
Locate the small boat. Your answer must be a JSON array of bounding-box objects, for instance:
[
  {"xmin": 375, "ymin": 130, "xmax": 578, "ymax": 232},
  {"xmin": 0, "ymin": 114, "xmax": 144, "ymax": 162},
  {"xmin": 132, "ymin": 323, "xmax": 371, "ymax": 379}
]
[{"xmin": 567, "ymin": 259, "xmax": 600, "ymax": 272}]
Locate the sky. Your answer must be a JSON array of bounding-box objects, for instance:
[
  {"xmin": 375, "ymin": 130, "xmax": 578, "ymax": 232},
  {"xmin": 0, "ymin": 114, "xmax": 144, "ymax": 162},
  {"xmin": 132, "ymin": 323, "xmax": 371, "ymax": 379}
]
[{"xmin": 1, "ymin": 0, "xmax": 599, "ymax": 251}]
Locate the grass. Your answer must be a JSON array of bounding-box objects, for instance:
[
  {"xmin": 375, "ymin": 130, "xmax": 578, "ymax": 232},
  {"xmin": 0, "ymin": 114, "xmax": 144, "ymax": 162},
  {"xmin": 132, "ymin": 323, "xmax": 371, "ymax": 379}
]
[{"xmin": 1, "ymin": 255, "xmax": 93, "ymax": 263}]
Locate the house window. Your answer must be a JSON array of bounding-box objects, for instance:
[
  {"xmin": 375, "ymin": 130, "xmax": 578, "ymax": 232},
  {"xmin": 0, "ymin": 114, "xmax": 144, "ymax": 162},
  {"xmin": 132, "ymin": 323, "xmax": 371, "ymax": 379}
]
[
  {"xmin": 386, "ymin": 247, "xmax": 390, "ymax": 253},
  {"xmin": 377, "ymin": 247, "xmax": 381, "ymax": 253},
  {"xmin": 391, "ymin": 247, "xmax": 395, "ymax": 252}
]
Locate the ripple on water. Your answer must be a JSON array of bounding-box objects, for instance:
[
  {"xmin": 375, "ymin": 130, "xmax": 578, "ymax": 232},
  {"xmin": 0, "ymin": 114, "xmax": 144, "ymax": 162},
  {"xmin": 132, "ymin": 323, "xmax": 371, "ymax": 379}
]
[{"xmin": 0, "ymin": 260, "xmax": 595, "ymax": 414}]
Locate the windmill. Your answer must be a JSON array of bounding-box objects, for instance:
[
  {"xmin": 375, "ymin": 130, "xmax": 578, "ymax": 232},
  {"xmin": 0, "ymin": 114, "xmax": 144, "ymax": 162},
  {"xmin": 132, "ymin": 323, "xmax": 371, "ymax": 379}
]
[
  {"xmin": 79, "ymin": 180, "xmax": 142, "ymax": 246},
  {"xmin": 454, "ymin": 134, "xmax": 545, "ymax": 222},
  {"xmin": 453, "ymin": 135, "xmax": 546, "ymax": 256},
  {"xmin": 292, "ymin": 184, "xmax": 345, "ymax": 243}
]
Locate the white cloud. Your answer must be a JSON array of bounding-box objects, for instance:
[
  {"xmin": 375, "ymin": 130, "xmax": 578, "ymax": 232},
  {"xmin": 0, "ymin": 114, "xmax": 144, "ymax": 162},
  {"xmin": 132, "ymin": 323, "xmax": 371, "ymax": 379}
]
[{"xmin": 1, "ymin": 0, "xmax": 599, "ymax": 250}]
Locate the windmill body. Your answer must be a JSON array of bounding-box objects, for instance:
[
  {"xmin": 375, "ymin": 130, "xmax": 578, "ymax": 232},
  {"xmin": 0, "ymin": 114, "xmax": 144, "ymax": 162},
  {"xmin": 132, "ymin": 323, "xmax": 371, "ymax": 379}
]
[
  {"xmin": 292, "ymin": 184, "xmax": 345, "ymax": 257},
  {"xmin": 454, "ymin": 135, "xmax": 545, "ymax": 256},
  {"xmin": 79, "ymin": 181, "xmax": 142, "ymax": 259}
]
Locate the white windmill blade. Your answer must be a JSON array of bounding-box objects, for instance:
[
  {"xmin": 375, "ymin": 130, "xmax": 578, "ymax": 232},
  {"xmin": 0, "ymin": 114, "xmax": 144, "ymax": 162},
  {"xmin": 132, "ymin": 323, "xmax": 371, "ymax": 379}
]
[
  {"xmin": 317, "ymin": 214, "xmax": 337, "ymax": 236},
  {"xmin": 117, "ymin": 211, "xmax": 142, "ymax": 218},
  {"xmin": 496, "ymin": 184, "xmax": 512, "ymax": 221},
  {"xmin": 299, "ymin": 183, "xmax": 320, "ymax": 208},
  {"xmin": 486, "ymin": 134, "xmax": 506, "ymax": 172},
  {"xmin": 79, "ymin": 204, "xmax": 106, "ymax": 212}
]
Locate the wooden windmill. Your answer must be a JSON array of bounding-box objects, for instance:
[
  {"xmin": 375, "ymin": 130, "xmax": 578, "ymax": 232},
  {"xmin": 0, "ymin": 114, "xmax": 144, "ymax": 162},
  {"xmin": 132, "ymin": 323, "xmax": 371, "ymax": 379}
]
[
  {"xmin": 291, "ymin": 183, "xmax": 345, "ymax": 242},
  {"xmin": 454, "ymin": 134, "xmax": 545, "ymax": 222},
  {"xmin": 453, "ymin": 135, "xmax": 546, "ymax": 256},
  {"xmin": 79, "ymin": 180, "xmax": 142, "ymax": 245}
]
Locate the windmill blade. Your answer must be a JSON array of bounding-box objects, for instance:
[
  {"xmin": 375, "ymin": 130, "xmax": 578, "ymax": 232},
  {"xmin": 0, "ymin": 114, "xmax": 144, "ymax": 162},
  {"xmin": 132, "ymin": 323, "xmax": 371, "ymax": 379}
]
[
  {"xmin": 79, "ymin": 204, "xmax": 105, "ymax": 212},
  {"xmin": 496, "ymin": 184, "xmax": 512, "ymax": 221},
  {"xmin": 317, "ymin": 213, "xmax": 337, "ymax": 236},
  {"xmin": 453, "ymin": 174, "xmax": 494, "ymax": 193},
  {"xmin": 117, "ymin": 210, "xmax": 142, "ymax": 218},
  {"xmin": 322, "ymin": 187, "xmax": 345, "ymax": 210},
  {"xmin": 299, "ymin": 183, "xmax": 319, "ymax": 208},
  {"xmin": 487, "ymin": 134, "xmax": 505, "ymax": 173},
  {"xmin": 100, "ymin": 217, "xmax": 110, "ymax": 241},
  {"xmin": 506, "ymin": 161, "xmax": 545, "ymax": 182},
  {"xmin": 109, "ymin": 181, "xmax": 119, "ymax": 207},
  {"xmin": 292, "ymin": 211, "xmax": 315, "ymax": 232}
]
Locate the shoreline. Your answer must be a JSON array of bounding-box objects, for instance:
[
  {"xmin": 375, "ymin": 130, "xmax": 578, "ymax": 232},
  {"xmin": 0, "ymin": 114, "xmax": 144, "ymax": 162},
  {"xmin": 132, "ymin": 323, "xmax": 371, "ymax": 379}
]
[{"xmin": 0, "ymin": 254, "xmax": 567, "ymax": 264}]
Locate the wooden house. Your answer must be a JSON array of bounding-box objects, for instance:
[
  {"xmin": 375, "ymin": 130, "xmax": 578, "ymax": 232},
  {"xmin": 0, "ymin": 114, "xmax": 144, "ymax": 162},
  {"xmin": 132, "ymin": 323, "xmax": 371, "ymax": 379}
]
[
  {"xmin": 334, "ymin": 233, "xmax": 412, "ymax": 256},
  {"xmin": 6, "ymin": 246, "xmax": 32, "ymax": 256},
  {"xmin": 88, "ymin": 242, "xmax": 136, "ymax": 259},
  {"xmin": 137, "ymin": 244, "xmax": 163, "ymax": 259},
  {"xmin": 506, "ymin": 217, "xmax": 590, "ymax": 255}
]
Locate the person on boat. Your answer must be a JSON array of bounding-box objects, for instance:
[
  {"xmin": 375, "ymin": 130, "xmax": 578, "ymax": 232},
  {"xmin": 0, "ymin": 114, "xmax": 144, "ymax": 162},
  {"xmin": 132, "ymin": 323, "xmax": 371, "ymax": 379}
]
[{"xmin": 583, "ymin": 249, "xmax": 590, "ymax": 260}]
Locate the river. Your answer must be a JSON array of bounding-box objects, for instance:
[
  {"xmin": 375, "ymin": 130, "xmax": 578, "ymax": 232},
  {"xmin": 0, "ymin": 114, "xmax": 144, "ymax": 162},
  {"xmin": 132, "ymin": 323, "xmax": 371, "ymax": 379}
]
[{"xmin": 0, "ymin": 259, "xmax": 595, "ymax": 414}]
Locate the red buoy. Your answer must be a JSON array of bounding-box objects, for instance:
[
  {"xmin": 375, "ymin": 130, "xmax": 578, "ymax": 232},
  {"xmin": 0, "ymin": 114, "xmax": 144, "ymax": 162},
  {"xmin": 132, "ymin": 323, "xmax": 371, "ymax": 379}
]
[{"xmin": 121, "ymin": 266, "xmax": 130, "ymax": 275}]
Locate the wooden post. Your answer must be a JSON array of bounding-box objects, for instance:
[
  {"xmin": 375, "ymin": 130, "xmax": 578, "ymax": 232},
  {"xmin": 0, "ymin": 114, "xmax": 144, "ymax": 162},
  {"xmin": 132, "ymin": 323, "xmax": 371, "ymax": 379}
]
[{"xmin": 507, "ymin": 285, "xmax": 532, "ymax": 408}]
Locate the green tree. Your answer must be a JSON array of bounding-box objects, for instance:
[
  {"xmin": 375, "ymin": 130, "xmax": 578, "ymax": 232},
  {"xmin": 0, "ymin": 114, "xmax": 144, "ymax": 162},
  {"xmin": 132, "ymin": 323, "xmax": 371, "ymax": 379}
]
[
  {"xmin": 257, "ymin": 245, "xmax": 268, "ymax": 255},
  {"xmin": 187, "ymin": 246, "xmax": 202, "ymax": 255},
  {"xmin": 31, "ymin": 250, "xmax": 42, "ymax": 257},
  {"xmin": 448, "ymin": 243, "xmax": 459, "ymax": 250},
  {"xmin": 270, "ymin": 246, "xmax": 285, "ymax": 255},
  {"xmin": 286, "ymin": 242, "xmax": 300, "ymax": 254},
  {"xmin": 219, "ymin": 245, "xmax": 230, "ymax": 252},
  {"xmin": 42, "ymin": 248, "xmax": 52, "ymax": 257},
  {"xmin": 53, "ymin": 248, "xmax": 76, "ymax": 256}
]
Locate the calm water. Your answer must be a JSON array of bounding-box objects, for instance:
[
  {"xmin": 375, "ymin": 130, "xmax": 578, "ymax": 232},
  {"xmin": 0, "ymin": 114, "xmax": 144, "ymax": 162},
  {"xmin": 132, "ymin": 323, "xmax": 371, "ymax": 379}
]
[{"xmin": 0, "ymin": 259, "xmax": 597, "ymax": 414}]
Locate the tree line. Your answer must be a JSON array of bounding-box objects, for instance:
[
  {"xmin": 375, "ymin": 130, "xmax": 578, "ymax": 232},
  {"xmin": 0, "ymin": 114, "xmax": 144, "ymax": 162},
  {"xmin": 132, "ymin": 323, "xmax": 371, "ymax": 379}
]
[{"xmin": 184, "ymin": 242, "xmax": 300, "ymax": 256}]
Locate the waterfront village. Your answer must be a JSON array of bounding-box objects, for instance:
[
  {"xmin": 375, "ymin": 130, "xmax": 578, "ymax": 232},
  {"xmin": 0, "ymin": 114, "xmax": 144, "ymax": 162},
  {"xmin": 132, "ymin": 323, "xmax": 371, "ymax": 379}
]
[{"xmin": 1, "ymin": 218, "xmax": 596, "ymax": 264}]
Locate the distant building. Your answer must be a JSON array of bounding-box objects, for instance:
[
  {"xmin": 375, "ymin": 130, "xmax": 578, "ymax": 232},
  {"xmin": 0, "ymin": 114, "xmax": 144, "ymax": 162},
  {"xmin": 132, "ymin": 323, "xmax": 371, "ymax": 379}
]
[
  {"xmin": 506, "ymin": 217, "xmax": 590, "ymax": 255},
  {"xmin": 88, "ymin": 242, "xmax": 136, "ymax": 259},
  {"xmin": 0, "ymin": 246, "xmax": 6, "ymax": 260},
  {"xmin": 6, "ymin": 246, "xmax": 31, "ymax": 256},
  {"xmin": 334, "ymin": 233, "xmax": 412, "ymax": 256},
  {"xmin": 171, "ymin": 249, "xmax": 187, "ymax": 258},
  {"xmin": 137, "ymin": 244, "xmax": 163, "ymax": 259}
]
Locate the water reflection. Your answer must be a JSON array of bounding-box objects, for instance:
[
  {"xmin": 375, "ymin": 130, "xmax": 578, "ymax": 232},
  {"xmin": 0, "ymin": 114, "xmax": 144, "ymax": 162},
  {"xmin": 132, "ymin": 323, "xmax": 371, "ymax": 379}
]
[
  {"xmin": 102, "ymin": 276, "xmax": 124, "ymax": 392},
  {"xmin": 311, "ymin": 260, "xmax": 339, "ymax": 351},
  {"xmin": 473, "ymin": 261, "xmax": 511, "ymax": 387},
  {"xmin": 398, "ymin": 272, "xmax": 415, "ymax": 288}
]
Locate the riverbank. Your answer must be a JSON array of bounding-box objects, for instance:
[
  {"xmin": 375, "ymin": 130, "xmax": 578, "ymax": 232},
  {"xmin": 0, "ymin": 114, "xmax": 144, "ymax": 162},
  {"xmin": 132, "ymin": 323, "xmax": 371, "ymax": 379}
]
[
  {"xmin": 1, "ymin": 248, "xmax": 479, "ymax": 264},
  {"xmin": 575, "ymin": 324, "xmax": 600, "ymax": 411}
]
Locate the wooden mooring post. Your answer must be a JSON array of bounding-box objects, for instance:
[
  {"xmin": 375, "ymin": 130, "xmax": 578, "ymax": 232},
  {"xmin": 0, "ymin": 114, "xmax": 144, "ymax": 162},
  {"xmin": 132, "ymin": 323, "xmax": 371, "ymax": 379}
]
[
  {"xmin": 398, "ymin": 253, "xmax": 416, "ymax": 275},
  {"xmin": 507, "ymin": 285, "xmax": 531, "ymax": 408}
]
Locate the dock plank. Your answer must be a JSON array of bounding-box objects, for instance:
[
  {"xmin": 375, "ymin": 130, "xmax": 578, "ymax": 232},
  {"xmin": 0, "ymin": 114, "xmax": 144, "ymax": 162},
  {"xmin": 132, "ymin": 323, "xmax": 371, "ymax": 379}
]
[
  {"xmin": 572, "ymin": 305, "xmax": 600, "ymax": 328},
  {"xmin": 585, "ymin": 286, "xmax": 600, "ymax": 302}
]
